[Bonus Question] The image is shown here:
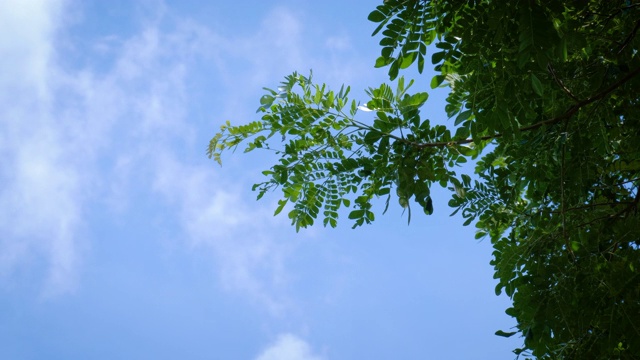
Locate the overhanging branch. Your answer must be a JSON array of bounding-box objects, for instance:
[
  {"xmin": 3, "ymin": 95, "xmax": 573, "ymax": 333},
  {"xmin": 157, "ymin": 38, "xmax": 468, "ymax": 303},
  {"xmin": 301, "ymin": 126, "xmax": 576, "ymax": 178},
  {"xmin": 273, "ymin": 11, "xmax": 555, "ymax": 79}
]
[{"xmin": 406, "ymin": 66, "xmax": 640, "ymax": 149}]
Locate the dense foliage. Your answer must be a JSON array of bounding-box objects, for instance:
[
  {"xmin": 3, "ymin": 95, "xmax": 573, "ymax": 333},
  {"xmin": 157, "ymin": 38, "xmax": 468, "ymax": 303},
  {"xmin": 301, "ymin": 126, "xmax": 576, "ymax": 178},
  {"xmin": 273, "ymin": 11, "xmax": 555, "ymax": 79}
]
[{"xmin": 210, "ymin": 1, "xmax": 640, "ymax": 358}]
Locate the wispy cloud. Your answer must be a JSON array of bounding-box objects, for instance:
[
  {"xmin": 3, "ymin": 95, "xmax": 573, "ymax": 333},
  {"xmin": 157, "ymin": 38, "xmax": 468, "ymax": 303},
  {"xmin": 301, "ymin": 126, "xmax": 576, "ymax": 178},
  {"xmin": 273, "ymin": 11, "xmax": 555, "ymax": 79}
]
[
  {"xmin": 0, "ymin": 0, "xmax": 357, "ymax": 311},
  {"xmin": 0, "ymin": 0, "xmax": 83, "ymax": 296},
  {"xmin": 255, "ymin": 333, "xmax": 325, "ymax": 360},
  {"xmin": 0, "ymin": 0, "xmax": 198, "ymax": 295},
  {"xmin": 152, "ymin": 153, "xmax": 297, "ymax": 314},
  {"xmin": 216, "ymin": 6, "xmax": 367, "ymax": 121}
]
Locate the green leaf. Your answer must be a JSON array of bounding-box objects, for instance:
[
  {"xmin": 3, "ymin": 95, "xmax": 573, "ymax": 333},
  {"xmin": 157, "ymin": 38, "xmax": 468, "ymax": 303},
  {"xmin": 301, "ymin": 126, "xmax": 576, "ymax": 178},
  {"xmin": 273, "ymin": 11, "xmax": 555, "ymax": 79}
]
[
  {"xmin": 424, "ymin": 196, "xmax": 433, "ymax": 215},
  {"xmin": 348, "ymin": 209, "xmax": 365, "ymax": 219},
  {"xmin": 378, "ymin": 135, "xmax": 390, "ymax": 153},
  {"xmin": 260, "ymin": 94, "xmax": 275, "ymax": 107},
  {"xmin": 400, "ymin": 92, "xmax": 429, "ymax": 108},
  {"xmin": 364, "ymin": 130, "xmax": 383, "ymax": 145},
  {"xmin": 389, "ymin": 60, "xmax": 399, "ymax": 80},
  {"xmin": 475, "ymin": 231, "xmax": 486, "ymax": 239},
  {"xmin": 495, "ymin": 330, "xmax": 517, "ymax": 338},
  {"xmin": 531, "ymin": 74, "xmax": 544, "ymax": 96},
  {"xmin": 375, "ymin": 56, "xmax": 391, "ymax": 68},
  {"xmin": 517, "ymin": 51, "xmax": 530, "ymax": 68},
  {"xmin": 400, "ymin": 52, "xmax": 417, "ymax": 69},
  {"xmin": 274, "ymin": 199, "xmax": 288, "ymax": 216},
  {"xmin": 368, "ymin": 9, "xmax": 387, "ymax": 23},
  {"xmin": 430, "ymin": 75, "xmax": 445, "ymax": 89},
  {"xmin": 435, "ymin": 42, "xmax": 453, "ymax": 50},
  {"xmin": 454, "ymin": 110, "xmax": 472, "ymax": 126},
  {"xmin": 431, "ymin": 51, "xmax": 446, "ymax": 64},
  {"xmin": 417, "ymin": 53, "xmax": 425, "ymax": 73}
]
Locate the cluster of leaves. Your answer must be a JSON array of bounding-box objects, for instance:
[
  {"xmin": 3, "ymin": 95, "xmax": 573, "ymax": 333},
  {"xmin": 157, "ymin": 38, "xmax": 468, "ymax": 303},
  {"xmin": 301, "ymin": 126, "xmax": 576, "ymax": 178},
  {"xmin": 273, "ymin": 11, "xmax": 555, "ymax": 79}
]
[
  {"xmin": 211, "ymin": 1, "xmax": 640, "ymax": 358},
  {"xmin": 209, "ymin": 72, "xmax": 471, "ymax": 230}
]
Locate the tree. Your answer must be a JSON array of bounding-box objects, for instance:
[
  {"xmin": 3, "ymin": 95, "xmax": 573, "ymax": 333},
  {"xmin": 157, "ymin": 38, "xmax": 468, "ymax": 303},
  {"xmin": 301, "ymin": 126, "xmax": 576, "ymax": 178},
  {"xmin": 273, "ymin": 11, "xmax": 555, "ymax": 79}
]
[{"xmin": 209, "ymin": 1, "xmax": 640, "ymax": 358}]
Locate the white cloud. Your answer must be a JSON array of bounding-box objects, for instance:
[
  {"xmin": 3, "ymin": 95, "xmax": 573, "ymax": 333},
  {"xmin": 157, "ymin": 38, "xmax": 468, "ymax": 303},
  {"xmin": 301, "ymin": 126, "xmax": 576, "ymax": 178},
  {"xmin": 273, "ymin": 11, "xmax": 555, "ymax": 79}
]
[
  {"xmin": 0, "ymin": 0, "xmax": 62, "ymax": 97},
  {"xmin": 0, "ymin": 0, "xmax": 283, "ymax": 303},
  {"xmin": 0, "ymin": 0, "xmax": 194, "ymax": 295},
  {"xmin": 325, "ymin": 35, "xmax": 352, "ymax": 51},
  {"xmin": 215, "ymin": 6, "xmax": 367, "ymax": 121},
  {"xmin": 0, "ymin": 0, "xmax": 358, "ymax": 310},
  {"xmin": 0, "ymin": 0, "xmax": 298, "ymax": 303},
  {"xmin": 255, "ymin": 334, "xmax": 325, "ymax": 360},
  {"xmin": 152, "ymin": 153, "xmax": 296, "ymax": 314},
  {"xmin": 0, "ymin": 0, "xmax": 83, "ymax": 295}
]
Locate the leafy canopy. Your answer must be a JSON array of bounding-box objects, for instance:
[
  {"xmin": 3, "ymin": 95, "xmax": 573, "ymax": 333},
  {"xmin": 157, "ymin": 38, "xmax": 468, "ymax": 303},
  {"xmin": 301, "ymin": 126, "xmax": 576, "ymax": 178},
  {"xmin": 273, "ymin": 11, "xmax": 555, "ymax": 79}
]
[{"xmin": 210, "ymin": 1, "xmax": 640, "ymax": 358}]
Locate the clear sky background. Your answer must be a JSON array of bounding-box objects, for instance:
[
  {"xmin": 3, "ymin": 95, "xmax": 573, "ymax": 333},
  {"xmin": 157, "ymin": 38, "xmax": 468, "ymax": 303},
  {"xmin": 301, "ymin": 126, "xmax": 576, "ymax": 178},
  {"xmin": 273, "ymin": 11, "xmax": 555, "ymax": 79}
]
[{"xmin": 1, "ymin": 1, "xmax": 522, "ymax": 359}]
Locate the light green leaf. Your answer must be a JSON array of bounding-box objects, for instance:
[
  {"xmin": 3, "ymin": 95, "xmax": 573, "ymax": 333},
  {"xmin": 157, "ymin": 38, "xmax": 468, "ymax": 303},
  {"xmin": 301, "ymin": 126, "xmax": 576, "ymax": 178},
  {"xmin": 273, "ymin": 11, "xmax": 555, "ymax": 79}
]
[
  {"xmin": 375, "ymin": 56, "xmax": 391, "ymax": 68},
  {"xmin": 400, "ymin": 92, "xmax": 429, "ymax": 108},
  {"xmin": 430, "ymin": 75, "xmax": 445, "ymax": 89},
  {"xmin": 274, "ymin": 199, "xmax": 288, "ymax": 216},
  {"xmin": 400, "ymin": 52, "xmax": 417, "ymax": 69},
  {"xmin": 260, "ymin": 95, "xmax": 274, "ymax": 107}
]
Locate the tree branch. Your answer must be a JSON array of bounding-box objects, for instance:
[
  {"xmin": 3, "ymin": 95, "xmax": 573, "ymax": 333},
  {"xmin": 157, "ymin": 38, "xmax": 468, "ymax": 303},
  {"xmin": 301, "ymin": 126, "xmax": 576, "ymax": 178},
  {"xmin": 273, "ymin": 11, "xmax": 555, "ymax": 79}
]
[
  {"xmin": 577, "ymin": 186, "xmax": 640, "ymax": 228},
  {"xmin": 547, "ymin": 63, "xmax": 580, "ymax": 102},
  {"xmin": 409, "ymin": 66, "xmax": 640, "ymax": 149},
  {"xmin": 551, "ymin": 201, "xmax": 634, "ymax": 214},
  {"xmin": 618, "ymin": 19, "xmax": 640, "ymax": 54}
]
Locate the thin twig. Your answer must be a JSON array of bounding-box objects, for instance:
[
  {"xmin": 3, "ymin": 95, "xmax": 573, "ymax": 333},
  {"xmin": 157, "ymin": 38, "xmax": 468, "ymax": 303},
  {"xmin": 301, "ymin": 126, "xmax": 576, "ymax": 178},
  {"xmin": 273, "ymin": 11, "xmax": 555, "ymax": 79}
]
[
  {"xmin": 577, "ymin": 186, "xmax": 640, "ymax": 228},
  {"xmin": 618, "ymin": 19, "xmax": 640, "ymax": 54},
  {"xmin": 548, "ymin": 63, "xmax": 580, "ymax": 102},
  {"xmin": 552, "ymin": 201, "xmax": 634, "ymax": 213}
]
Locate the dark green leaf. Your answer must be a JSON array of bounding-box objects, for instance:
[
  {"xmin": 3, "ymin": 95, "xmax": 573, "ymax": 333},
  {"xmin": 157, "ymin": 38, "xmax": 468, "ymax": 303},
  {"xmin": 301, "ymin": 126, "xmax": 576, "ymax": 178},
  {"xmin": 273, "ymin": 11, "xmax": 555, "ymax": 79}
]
[
  {"xmin": 389, "ymin": 60, "xmax": 399, "ymax": 80},
  {"xmin": 364, "ymin": 131, "xmax": 383, "ymax": 145},
  {"xmin": 531, "ymin": 74, "xmax": 544, "ymax": 96},
  {"xmin": 495, "ymin": 330, "xmax": 517, "ymax": 338},
  {"xmin": 454, "ymin": 110, "xmax": 472, "ymax": 126},
  {"xmin": 424, "ymin": 196, "xmax": 433, "ymax": 215},
  {"xmin": 368, "ymin": 10, "xmax": 387, "ymax": 23},
  {"xmin": 348, "ymin": 209, "xmax": 365, "ymax": 219},
  {"xmin": 431, "ymin": 51, "xmax": 446, "ymax": 64}
]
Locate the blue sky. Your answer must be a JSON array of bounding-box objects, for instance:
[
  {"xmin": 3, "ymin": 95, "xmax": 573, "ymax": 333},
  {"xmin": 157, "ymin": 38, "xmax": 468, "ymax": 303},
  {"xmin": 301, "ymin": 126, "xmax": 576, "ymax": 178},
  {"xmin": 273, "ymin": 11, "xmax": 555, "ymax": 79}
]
[{"xmin": 1, "ymin": 1, "xmax": 521, "ymax": 358}]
